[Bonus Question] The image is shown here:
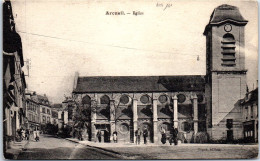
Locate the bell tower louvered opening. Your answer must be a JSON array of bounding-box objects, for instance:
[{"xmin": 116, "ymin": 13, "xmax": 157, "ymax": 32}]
[{"xmin": 221, "ymin": 33, "xmax": 236, "ymax": 66}]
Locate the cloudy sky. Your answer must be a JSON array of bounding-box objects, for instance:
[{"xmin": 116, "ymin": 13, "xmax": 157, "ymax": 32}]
[{"xmin": 11, "ymin": 0, "xmax": 258, "ymax": 103}]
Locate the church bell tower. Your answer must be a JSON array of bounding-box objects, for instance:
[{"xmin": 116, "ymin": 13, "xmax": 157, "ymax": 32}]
[{"xmin": 203, "ymin": 4, "xmax": 248, "ymax": 141}]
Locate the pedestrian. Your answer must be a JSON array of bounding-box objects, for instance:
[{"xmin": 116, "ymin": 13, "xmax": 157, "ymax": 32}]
[
  {"xmin": 172, "ymin": 127, "xmax": 178, "ymax": 145},
  {"xmin": 33, "ymin": 128, "xmax": 36, "ymax": 140},
  {"xmin": 72, "ymin": 129, "xmax": 76, "ymax": 138},
  {"xmin": 21, "ymin": 128, "xmax": 25, "ymax": 140},
  {"xmin": 161, "ymin": 128, "xmax": 167, "ymax": 144},
  {"xmin": 34, "ymin": 127, "xmax": 40, "ymax": 142},
  {"xmin": 113, "ymin": 131, "xmax": 118, "ymax": 143},
  {"xmin": 97, "ymin": 130, "xmax": 102, "ymax": 143},
  {"xmin": 143, "ymin": 127, "xmax": 148, "ymax": 144},
  {"xmin": 16, "ymin": 129, "xmax": 22, "ymax": 142},
  {"xmin": 78, "ymin": 129, "xmax": 83, "ymax": 141},
  {"xmin": 25, "ymin": 129, "xmax": 30, "ymax": 140},
  {"xmin": 135, "ymin": 127, "xmax": 141, "ymax": 145}
]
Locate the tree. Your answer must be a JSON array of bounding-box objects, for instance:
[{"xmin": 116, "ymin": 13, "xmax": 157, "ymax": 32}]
[
  {"xmin": 72, "ymin": 100, "xmax": 91, "ymax": 140},
  {"xmin": 45, "ymin": 123, "xmax": 59, "ymax": 135}
]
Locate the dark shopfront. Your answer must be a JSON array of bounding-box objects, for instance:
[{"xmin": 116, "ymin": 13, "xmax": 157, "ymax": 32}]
[{"xmin": 243, "ymin": 120, "xmax": 257, "ymax": 143}]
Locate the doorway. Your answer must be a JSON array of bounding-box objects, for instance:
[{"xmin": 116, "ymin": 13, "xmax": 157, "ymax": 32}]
[
  {"xmin": 95, "ymin": 124, "xmax": 110, "ymax": 142},
  {"xmin": 11, "ymin": 111, "xmax": 16, "ymax": 137},
  {"xmin": 227, "ymin": 130, "xmax": 233, "ymax": 142},
  {"xmin": 140, "ymin": 122, "xmax": 153, "ymax": 143}
]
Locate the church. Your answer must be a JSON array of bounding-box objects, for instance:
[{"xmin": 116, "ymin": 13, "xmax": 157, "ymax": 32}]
[{"xmin": 72, "ymin": 4, "xmax": 248, "ymax": 143}]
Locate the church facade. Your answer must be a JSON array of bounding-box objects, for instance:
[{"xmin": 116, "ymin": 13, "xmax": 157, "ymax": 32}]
[{"xmin": 72, "ymin": 4, "xmax": 248, "ymax": 143}]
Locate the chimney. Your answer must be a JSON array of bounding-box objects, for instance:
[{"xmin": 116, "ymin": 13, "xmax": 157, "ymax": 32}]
[{"xmin": 73, "ymin": 72, "xmax": 79, "ymax": 90}]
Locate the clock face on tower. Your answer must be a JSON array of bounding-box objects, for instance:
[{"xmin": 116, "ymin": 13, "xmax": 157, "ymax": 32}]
[{"xmin": 224, "ymin": 24, "xmax": 232, "ymax": 32}]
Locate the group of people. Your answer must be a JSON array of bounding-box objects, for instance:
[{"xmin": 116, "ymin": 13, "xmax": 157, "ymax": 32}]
[
  {"xmin": 17, "ymin": 128, "xmax": 30, "ymax": 141},
  {"xmin": 135, "ymin": 126, "xmax": 179, "ymax": 145},
  {"xmin": 96, "ymin": 129, "xmax": 115, "ymax": 143},
  {"xmin": 135, "ymin": 127, "xmax": 149, "ymax": 145},
  {"xmin": 161, "ymin": 127, "xmax": 179, "ymax": 145},
  {"xmin": 16, "ymin": 127, "xmax": 40, "ymax": 142},
  {"xmin": 95, "ymin": 126, "xmax": 178, "ymax": 145},
  {"xmin": 96, "ymin": 130, "xmax": 118, "ymax": 143}
]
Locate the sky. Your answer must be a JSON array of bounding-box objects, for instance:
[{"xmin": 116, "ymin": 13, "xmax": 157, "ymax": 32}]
[{"xmin": 11, "ymin": 0, "xmax": 258, "ymax": 103}]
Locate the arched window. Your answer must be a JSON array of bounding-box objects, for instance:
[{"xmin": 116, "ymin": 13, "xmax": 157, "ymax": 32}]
[
  {"xmin": 100, "ymin": 95, "xmax": 110, "ymax": 104},
  {"xmin": 82, "ymin": 95, "xmax": 91, "ymax": 105},
  {"xmin": 221, "ymin": 33, "xmax": 236, "ymax": 66},
  {"xmin": 82, "ymin": 95, "xmax": 91, "ymax": 114}
]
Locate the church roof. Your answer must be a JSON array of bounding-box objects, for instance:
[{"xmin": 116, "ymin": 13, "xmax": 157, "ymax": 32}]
[
  {"xmin": 209, "ymin": 4, "xmax": 247, "ymax": 24},
  {"xmin": 204, "ymin": 4, "xmax": 248, "ymax": 35},
  {"xmin": 73, "ymin": 75, "xmax": 205, "ymax": 93}
]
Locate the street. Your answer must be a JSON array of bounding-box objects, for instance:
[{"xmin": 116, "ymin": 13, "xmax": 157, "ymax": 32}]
[
  {"xmin": 16, "ymin": 134, "xmax": 258, "ymax": 160},
  {"xmin": 104, "ymin": 144, "xmax": 258, "ymax": 159},
  {"xmin": 17, "ymin": 135, "xmax": 125, "ymax": 160}
]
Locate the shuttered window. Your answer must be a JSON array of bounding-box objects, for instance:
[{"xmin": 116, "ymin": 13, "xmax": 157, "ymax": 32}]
[{"xmin": 221, "ymin": 34, "xmax": 236, "ymax": 66}]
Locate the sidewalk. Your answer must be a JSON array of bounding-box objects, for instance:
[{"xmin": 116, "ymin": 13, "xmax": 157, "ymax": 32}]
[
  {"xmin": 5, "ymin": 140, "xmax": 29, "ymax": 159},
  {"xmin": 65, "ymin": 137, "xmax": 258, "ymax": 148},
  {"xmin": 66, "ymin": 138, "xmax": 159, "ymax": 148}
]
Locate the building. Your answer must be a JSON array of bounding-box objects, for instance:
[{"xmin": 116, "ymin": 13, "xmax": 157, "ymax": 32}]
[
  {"xmin": 31, "ymin": 93, "xmax": 52, "ymax": 131},
  {"xmin": 62, "ymin": 97, "xmax": 75, "ymax": 126},
  {"xmin": 25, "ymin": 92, "xmax": 41, "ymax": 131},
  {"xmin": 24, "ymin": 92, "xmax": 61, "ymax": 133},
  {"xmin": 39, "ymin": 95, "xmax": 52, "ymax": 125},
  {"xmin": 3, "ymin": 0, "xmax": 27, "ymax": 152},
  {"xmin": 203, "ymin": 4, "xmax": 248, "ymax": 143},
  {"xmin": 73, "ymin": 76, "xmax": 206, "ymax": 143},
  {"xmin": 72, "ymin": 4, "xmax": 249, "ymax": 143},
  {"xmin": 51, "ymin": 98, "xmax": 75, "ymax": 131},
  {"xmin": 241, "ymin": 88, "xmax": 258, "ymax": 143},
  {"xmin": 52, "ymin": 103, "xmax": 66, "ymax": 130},
  {"xmin": 51, "ymin": 110, "xmax": 59, "ymax": 125}
]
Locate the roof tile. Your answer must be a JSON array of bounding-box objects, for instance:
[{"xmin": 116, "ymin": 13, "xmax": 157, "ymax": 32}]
[{"xmin": 73, "ymin": 76, "xmax": 205, "ymax": 93}]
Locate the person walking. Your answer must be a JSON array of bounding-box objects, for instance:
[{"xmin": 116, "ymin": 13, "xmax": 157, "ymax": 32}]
[
  {"xmin": 33, "ymin": 127, "xmax": 40, "ymax": 142},
  {"xmin": 113, "ymin": 131, "xmax": 118, "ymax": 143},
  {"xmin": 143, "ymin": 127, "xmax": 148, "ymax": 144},
  {"xmin": 135, "ymin": 128, "xmax": 141, "ymax": 145},
  {"xmin": 97, "ymin": 130, "xmax": 102, "ymax": 143}
]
